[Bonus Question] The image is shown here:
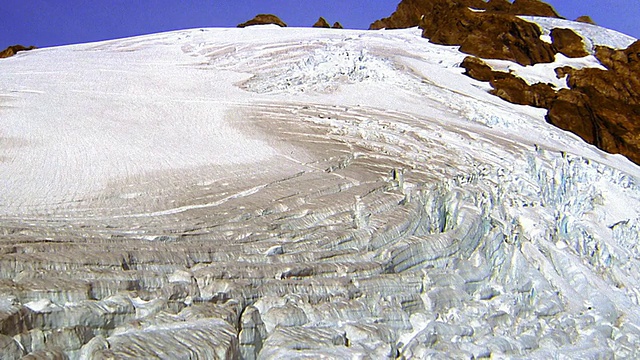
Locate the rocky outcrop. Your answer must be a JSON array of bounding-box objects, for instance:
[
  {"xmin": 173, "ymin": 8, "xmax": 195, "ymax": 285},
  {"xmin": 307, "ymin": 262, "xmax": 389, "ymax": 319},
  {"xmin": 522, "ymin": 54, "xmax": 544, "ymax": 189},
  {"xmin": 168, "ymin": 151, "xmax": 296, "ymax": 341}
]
[
  {"xmin": 370, "ymin": 0, "xmax": 557, "ymax": 66},
  {"xmin": 483, "ymin": 0, "xmax": 560, "ymax": 16},
  {"xmin": 461, "ymin": 57, "xmax": 555, "ymax": 108},
  {"xmin": 238, "ymin": 14, "xmax": 287, "ymax": 28},
  {"xmin": 420, "ymin": 2, "xmax": 556, "ymax": 65},
  {"xmin": 575, "ymin": 15, "xmax": 596, "ymax": 25},
  {"xmin": 313, "ymin": 17, "xmax": 344, "ymax": 29},
  {"xmin": 492, "ymin": 74, "xmax": 556, "ymax": 109},
  {"xmin": 551, "ymin": 28, "xmax": 589, "ymax": 58},
  {"xmin": 369, "ymin": 0, "xmax": 485, "ymax": 30},
  {"xmin": 509, "ymin": 0, "xmax": 560, "ymax": 17},
  {"xmin": 460, "ymin": 56, "xmax": 498, "ymax": 82},
  {"xmin": 381, "ymin": 0, "xmax": 639, "ymax": 163},
  {"xmin": 313, "ymin": 17, "xmax": 331, "ymax": 28},
  {"xmin": 462, "ymin": 39, "xmax": 640, "ymax": 165},
  {"xmin": 0, "ymin": 45, "xmax": 36, "ymax": 59},
  {"xmin": 547, "ymin": 41, "xmax": 640, "ymax": 163},
  {"xmin": 369, "ymin": 0, "xmax": 560, "ymax": 30}
]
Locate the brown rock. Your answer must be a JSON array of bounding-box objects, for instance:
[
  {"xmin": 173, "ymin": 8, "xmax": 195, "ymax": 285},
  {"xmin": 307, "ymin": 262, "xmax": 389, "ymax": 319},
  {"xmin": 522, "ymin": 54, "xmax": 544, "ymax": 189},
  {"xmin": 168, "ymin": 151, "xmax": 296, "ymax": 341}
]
[
  {"xmin": 0, "ymin": 45, "xmax": 36, "ymax": 59},
  {"xmin": 332, "ymin": 22, "xmax": 344, "ymax": 29},
  {"xmin": 376, "ymin": 0, "xmax": 639, "ymax": 163},
  {"xmin": 595, "ymin": 41, "xmax": 640, "ymax": 74},
  {"xmin": 546, "ymin": 90, "xmax": 600, "ymax": 143},
  {"xmin": 551, "ymin": 28, "xmax": 589, "ymax": 58},
  {"xmin": 554, "ymin": 66, "xmax": 574, "ymax": 79},
  {"xmin": 463, "ymin": 41, "xmax": 640, "ymax": 165},
  {"xmin": 491, "ymin": 76, "xmax": 556, "ymax": 108},
  {"xmin": 461, "ymin": 56, "xmax": 500, "ymax": 82},
  {"xmin": 369, "ymin": 0, "xmax": 561, "ymax": 30},
  {"xmin": 369, "ymin": 0, "xmax": 487, "ymax": 30},
  {"xmin": 484, "ymin": 0, "xmax": 512, "ymax": 13},
  {"xmin": 369, "ymin": 0, "xmax": 558, "ymax": 65},
  {"xmin": 419, "ymin": 2, "xmax": 556, "ymax": 65},
  {"xmin": 546, "ymin": 41, "xmax": 640, "ymax": 163},
  {"xmin": 482, "ymin": 0, "xmax": 562, "ymax": 17},
  {"xmin": 237, "ymin": 14, "xmax": 287, "ymax": 28},
  {"xmin": 462, "ymin": 56, "xmax": 556, "ymax": 108},
  {"xmin": 546, "ymin": 90, "xmax": 635, "ymax": 158},
  {"xmin": 313, "ymin": 17, "xmax": 331, "ymax": 28},
  {"xmin": 510, "ymin": 0, "xmax": 561, "ymax": 17},
  {"xmin": 575, "ymin": 15, "xmax": 596, "ymax": 25}
]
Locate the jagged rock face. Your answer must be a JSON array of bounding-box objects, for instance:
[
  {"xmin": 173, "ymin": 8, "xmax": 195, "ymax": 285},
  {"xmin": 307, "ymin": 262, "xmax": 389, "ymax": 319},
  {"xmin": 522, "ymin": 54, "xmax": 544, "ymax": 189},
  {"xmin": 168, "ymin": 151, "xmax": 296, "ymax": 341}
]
[
  {"xmin": 491, "ymin": 75, "xmax": 556, "ymax": 109},
  {"xmin": 237, "ymin": 14, "xmax": 287, "ymax": 28},
  {"xmin": 462, "ymin": 39, "xmax": 640, "ymax": 165},
  {"xmin": 551, "ymin": 28, "xmax": 589, "ymax": 58},
  {"xmin": 332, "ymin": 22, "xmax": 344, "ymax": 29},
  {"xmin": 484, "ymin": 0, "xmax": 512, "ymax": 12},
  {"xmin": 369, "ymin": 0, "xmax": 560, "ymax": 30},
  {"xmin": 461, "ymin": 56, "xmax": 555, "ymax": 108},
  {"xmin": 484, "ymin": 0, "xmax": 559, "ymax": 17},
  {"xmin": 369, "ymin": 0, "xmax": 556, "ymax": 65},
  {"xmin": 0, "ymin": 45, "xmax": 36, "ymax": 58},
  {"xmin": 547, "ymin": 41, "xmax": 640, "ymax": 164},
  {"xmin": 313, "ymin": 17, "xmax": 331, "ymax": 28},
  {"xmin": 419, "ymin": 2, "xmax": 556, "ymax": 65},
  {"xmin": 510, "ymin": 0, "xmax": 560, "ymax": 17},
  {"xmin": 369, "ymin": 0, "xmax": 486, "ymax": 30},
  {"xmin": 417, "ymin": 1, "xmax": 639, "ymax": 164}
]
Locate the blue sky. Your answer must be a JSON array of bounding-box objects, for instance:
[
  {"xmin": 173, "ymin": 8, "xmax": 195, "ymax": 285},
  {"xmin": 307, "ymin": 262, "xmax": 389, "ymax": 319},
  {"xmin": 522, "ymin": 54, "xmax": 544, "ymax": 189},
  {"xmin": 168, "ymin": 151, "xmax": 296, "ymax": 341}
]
[{"xmin": 1, "ymin": 1, "xmax": 637, "ymax": 48}]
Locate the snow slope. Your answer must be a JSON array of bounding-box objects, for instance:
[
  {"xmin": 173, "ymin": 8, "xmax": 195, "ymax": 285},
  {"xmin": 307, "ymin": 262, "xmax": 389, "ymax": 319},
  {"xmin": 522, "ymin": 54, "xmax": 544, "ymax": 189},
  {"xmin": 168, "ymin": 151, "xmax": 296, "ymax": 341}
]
[{"xmin": 1, "ymin": 23, "xmax": 639, "ymax": 358}]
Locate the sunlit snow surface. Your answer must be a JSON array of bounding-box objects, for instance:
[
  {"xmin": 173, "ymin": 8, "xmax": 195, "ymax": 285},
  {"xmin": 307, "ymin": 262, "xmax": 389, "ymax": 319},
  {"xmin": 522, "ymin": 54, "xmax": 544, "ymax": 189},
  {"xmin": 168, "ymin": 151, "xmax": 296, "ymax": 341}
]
[{"xmin": 1, "ymin": 23, "xmax": 640, "ymax": 358}]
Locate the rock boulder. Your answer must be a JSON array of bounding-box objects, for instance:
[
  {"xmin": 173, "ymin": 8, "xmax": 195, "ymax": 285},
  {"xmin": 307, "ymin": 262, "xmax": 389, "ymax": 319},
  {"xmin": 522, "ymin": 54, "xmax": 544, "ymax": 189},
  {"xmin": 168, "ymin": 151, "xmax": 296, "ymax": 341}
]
[
  {"xmin": 551, "ymin": 28, "xmax": 589, "ymax": 58},
  {"xmin": 238, "ymin": 14, "xmax": 287, "ymax": 28},
  {"xmin": 313, "ymin": 17, "xmax": 331, "ymax": 28},
  {"xmin": 575, "ymin": 15, "xmax": 596, "ymax": 24},
  {"xmin": 0, "ymin": 45, "xmax": 36, "ymax": 59}
]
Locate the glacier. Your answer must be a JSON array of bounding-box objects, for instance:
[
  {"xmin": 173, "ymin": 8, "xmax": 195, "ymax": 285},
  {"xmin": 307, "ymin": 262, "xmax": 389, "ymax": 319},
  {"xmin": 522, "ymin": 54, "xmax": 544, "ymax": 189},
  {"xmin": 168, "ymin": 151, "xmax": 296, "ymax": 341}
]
[{"xmin": 0, "ymin": 22, "xmax": 639, "ymax": 359}]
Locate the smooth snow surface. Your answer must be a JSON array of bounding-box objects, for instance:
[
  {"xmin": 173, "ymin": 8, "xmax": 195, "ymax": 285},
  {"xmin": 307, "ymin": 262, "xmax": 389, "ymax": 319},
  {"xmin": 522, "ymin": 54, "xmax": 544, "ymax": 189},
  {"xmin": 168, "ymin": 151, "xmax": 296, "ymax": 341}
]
[{"xmin": 1, "ymin": 22, "xmax": 640, "ymax": 358}]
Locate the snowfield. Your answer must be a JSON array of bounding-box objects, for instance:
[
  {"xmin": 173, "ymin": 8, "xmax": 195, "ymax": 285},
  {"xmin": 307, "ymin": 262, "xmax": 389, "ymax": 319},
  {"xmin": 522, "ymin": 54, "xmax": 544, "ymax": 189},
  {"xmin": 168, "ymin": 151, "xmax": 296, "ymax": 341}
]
[{"xmin": 1, "ymin": 22, "xmax": 640, "ymax": 359}]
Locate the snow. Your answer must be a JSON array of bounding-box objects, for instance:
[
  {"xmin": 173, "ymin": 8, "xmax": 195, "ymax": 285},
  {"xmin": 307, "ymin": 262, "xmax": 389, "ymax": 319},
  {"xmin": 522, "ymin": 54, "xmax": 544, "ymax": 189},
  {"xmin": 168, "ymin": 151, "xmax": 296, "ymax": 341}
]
[
  {"xmin": 0, "ymin": 34, "xmax": 278, "ymax": 215},
  {"xmin": 479, "ymin": 15, "xmax": 636, "ymax": 91},
  {"xmin": 482, "ymin": 53, "xmax": 606, "ymax": 89},
  {"xmin": 24, "ymin": 298, "xmax": 57, "ymax": 312},
  {"xmin": 522, "ymin": 16, "xmax": 638, "ymax": 50},
  {"xmin": 1, "ymin": 21, "xmax": 640, "ymax": 357}
]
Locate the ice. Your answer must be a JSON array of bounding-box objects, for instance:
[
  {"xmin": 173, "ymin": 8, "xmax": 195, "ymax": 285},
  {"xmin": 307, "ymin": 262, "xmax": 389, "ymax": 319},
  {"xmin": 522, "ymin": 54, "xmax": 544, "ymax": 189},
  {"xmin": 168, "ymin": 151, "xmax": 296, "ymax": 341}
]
[
  {"xmin": 23, "ymin": 299, "xmax": 55, "ymax": 312},
  {"xmin": 0, "ymin": 23, "xmax": 639, "ymax": 359}
]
